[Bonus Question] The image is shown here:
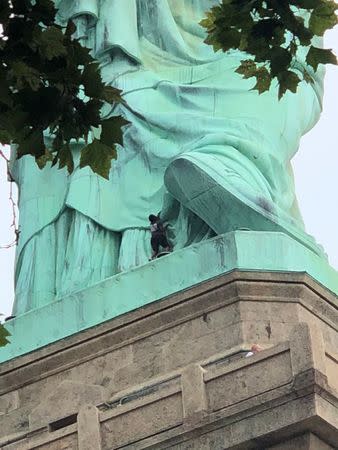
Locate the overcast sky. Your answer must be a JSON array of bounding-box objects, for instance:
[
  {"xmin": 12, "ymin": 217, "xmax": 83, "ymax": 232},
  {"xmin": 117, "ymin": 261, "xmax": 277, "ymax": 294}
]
[{"xmin": 1, "ymin": 29, "xmax": 337, "ymax": 318}]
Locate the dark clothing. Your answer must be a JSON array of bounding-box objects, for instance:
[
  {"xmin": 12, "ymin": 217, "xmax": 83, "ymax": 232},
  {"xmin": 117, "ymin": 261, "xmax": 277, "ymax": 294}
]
[
  {"xmin": 150, "ymin": 219, "xmax": 169, "ymax": 254},
  {"xmin": 151, "ymin": 233, "xmax": 169, "ymax": 254}
]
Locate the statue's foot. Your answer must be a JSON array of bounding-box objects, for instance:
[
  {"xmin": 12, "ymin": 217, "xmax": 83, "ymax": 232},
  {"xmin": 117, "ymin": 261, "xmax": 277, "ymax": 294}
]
[{"xmin": 164, "ymin": 156, "xmax": 324, "ymax": 257}]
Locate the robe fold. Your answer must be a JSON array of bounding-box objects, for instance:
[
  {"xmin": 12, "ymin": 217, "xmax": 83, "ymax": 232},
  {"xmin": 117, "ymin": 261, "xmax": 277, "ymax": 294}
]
[{"xmin": 12, "ymin": 0, "xmax": 325, "ymax": 314}]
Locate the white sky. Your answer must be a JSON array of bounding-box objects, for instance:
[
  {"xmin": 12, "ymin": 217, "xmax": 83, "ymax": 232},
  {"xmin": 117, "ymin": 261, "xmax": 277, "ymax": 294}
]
[{"xmin": 0, "ymin": 29, "xmax": 337, "ymax": 318}]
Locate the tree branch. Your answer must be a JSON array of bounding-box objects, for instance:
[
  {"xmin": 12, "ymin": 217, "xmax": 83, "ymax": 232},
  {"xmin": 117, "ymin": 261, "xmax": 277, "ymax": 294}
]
[{"xmin": 0, "ymin": 149, "xmax": 19, "ymax": 249}]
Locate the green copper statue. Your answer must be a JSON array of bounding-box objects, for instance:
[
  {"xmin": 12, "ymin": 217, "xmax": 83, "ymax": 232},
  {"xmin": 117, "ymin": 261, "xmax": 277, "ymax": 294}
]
[{"xmin": 11, "ymin": 0, "xmax": 325, "ymax": 315}]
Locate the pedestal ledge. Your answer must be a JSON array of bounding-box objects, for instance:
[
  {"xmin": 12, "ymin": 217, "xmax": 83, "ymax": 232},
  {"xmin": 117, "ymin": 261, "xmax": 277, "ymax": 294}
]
[
  {"xmin": 1, "ymin": 230, "xmax": 338, "ymax": 362},
  {"xmin": 1, "ymin": 322, "xmax": 338, "ymax": 449}
]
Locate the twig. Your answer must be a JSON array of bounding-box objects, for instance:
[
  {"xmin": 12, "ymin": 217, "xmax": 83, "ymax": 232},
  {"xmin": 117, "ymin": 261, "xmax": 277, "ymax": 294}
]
[{"xmin": 0, "ymin": 149, "xmax": 19, "ymax": 249}]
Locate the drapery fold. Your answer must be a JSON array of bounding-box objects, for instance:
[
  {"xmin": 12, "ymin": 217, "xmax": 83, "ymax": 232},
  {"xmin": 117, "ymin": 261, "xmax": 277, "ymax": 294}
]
[
  {"xmin": 56, "ymin": 0, "xmax": 99, "ymax": 22},
  {"xmin": 12, "ymin": 0, "xmax": 325, "ymax": 314},
  {"xmin": 14, "ymin": 0, "xmax": 324, "ymax": 255},
  {"xmin": 57, "ymin": 0, "xmax": 141, "ymax": 62},
  {"xmin": 56, "ymin": 0, "xmax": 225, "ymax": 64}
]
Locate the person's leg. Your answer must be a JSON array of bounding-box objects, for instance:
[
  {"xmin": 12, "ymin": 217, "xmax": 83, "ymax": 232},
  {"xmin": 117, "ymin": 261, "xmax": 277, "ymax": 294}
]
[
  {"xmin": 150, "ymin": 235, "xmax": 160, "ymax": 259},
  {"xmin": 159, "ymin": 234, "xmax": 171, "ymax": 252}
]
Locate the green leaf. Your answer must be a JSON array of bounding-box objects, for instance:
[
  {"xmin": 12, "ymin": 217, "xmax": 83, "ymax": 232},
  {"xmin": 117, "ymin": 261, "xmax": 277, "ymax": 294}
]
[
  {"xmin": 100, "ymin": 116, "xmax": 130, "ymax": 147},
  {"xmin": 70, "ymin": 40, "xmax": 93, "ymax": 66},
  {"xmin": 36, "ymin": 148, "xmax": 54, "ymax": 169},
  {"xmin": 215, "ymin": 28, "xmax": 242, "ymax": 53},
  {"xmin": 65, "ymin": 19, "xmax": 77, "ymax": 37},
  {"xmin": 74, "ymin": 98, "xmax": 102, "ymax": 129},
  {"xmin": 80, "ymin": 138, "xmax": 117, "ymax": 179},
  {"xmin": 252, "ymin": 67, "xmax": 272, "ymax": 94},
  {"xmin": 246, "ymin": 36, "xmax": 271, "ymax": 63},
  {"xmin": 9, "ymin": 61, "xmax": 41, "ymax": 91},
  {"xmin": 11, "ymin": 0, "xmax": 31, "ymax": 15},
  {"xmin": 102, "ymin": 86, "xmax": 124, "ymax": 104},
  {"xmin": 0, "ymin": 77, "xmax": 13, "ymax": 107},
  {"xmin": 289, "ymin": 40, "xmax": 298, "ymax": 57},
  {"xmin": 270, "ymin": 47, "xmax": 292, "ymax": 77},
  {"xmin": 57, "ymin": 142, "xmax": 74, "ymax": 173},
  {"xmin": 38, "ymin": 26, "xmax": 67, "ymax": 60},
  {"xmin": 0, "ymin": 0, "xmax": 129, "ymax": 180},
  {"xmin": 199, "ymin": 11, "xmax": 216, "ymax": 31},
  {"xmin": 15, "ymin": 128, "xmax": 45, "ymax": 158},
  {"xmin": 204, "ymin": 32, "xmax": 223, "ymax": 52},
  {"xmin": 277, "ymin": 70, "xmax": 301, "ymax": 100},
  {"xmin": 30, "ymin": 0, "xmax": 57, "ymax": 25},
  {"xmin": 0, "ymin": 129, "xmax": 12, "ymax": 144},
  {"xmin": 0, "ymin": 323, "xmax": 11, "ymax": 347},
  {"xmin": 251, "ymin": 19, "xmax": 282, "ymax": 41},
  {"xmin": 201, "ymin": 0, "xmax": 337, "ymax": 100},
  {"xmin": 309, "ymin": 1, "xmax": 337, "ymax": 36},
  {"xmin": 82, "ymin": 63, "xmax": 103, "ymax": 98},
  {"xmin": 235, "ymin": 59, "xmax": 257, "ymax": 79},
  {"xmin": 0, "ymin": 109, "xmax": 28, "ymax": 136},
  {"xmin": 306, "ymin": 45, "xmax": 337, "ymax": 71},
  {"xmin": 302, "ymin": 69, "xmax": 314, "ymax": 84}
]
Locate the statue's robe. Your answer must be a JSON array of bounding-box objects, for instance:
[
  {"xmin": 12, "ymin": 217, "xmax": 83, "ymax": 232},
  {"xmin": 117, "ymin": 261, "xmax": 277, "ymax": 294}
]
[{"xmin": 12, "ymin": 0, "xmax": 324, "ymax": 314}]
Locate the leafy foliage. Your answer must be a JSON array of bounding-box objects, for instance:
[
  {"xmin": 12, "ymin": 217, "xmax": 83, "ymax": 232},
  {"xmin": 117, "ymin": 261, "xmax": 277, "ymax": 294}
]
[
  {"xmin": 0, "ymin": 1, "xmax": 336, "ymax": 178},
  {"xmin": 0, "ymin": 319, "xmax": 10, "ymax": 347},
  {"xmin": 201, "ymin": 0, "xmax": 337, "ymax": 99},
  {"xmin": 0, "ymin": 0, "xmax": 128, "ymax": 178}
]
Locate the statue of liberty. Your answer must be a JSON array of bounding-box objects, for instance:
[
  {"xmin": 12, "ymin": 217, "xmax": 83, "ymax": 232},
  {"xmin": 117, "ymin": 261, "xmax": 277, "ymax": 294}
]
[{"xmin": 11, "ymin": 0, "xmax": 325, "ymax": 315}]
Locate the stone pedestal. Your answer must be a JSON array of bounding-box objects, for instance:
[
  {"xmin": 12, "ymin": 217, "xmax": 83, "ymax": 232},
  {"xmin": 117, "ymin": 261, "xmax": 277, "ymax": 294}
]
[{"xmin": 1, "ymin": 271, "xmax": 338, "ymax": 449}]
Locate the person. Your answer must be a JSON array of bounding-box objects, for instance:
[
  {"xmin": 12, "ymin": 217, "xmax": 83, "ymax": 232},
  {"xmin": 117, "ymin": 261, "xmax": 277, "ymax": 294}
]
[
  {"xmin": 11, "ymin": 0, "xmax": 325, "ymax": 315},
  {"xmin": 245, "ymin": 344, "xmax": 263, "ymax": 358},
  {"xmin": 149, "ymin": 214, "xmax": 171, "ymax": 259}
]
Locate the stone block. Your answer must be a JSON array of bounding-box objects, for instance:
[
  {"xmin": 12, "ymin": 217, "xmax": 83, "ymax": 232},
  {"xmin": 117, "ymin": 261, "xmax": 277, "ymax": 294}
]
[
  {"xmin": 240, "ymin": 318, "xmax": 296, "ymax": 347},
  {"xmin": 1, "ymin": 433, "xmax": 78, "ymax": 450},
  {"xmin": 163, "ymin": 321, "xmax": 243, "ymax": 371},
  {"xmin": 77, "ymin": 405, "xmax": 101, "ymax": 450},
  {"xmin": 0, "ymin": 391, "xmax": 19, "ymax": 415},
  {"xmin": 266, "ymin": 432, "xmax": 334, "ymax": 449},
  {"xmin": 0, "ymin": 405, "xmax": 30, "ymax": 435},
  {"xmin": 100, "ymin": 393, "xmax": 183, "ymax": 448},
  {"xmin": 297, "ymin": 307, "xmax": 338, "ymax": 355},
  {"xmin": 29, "ymin": 380, "xmax": 105, "ymax": 430},
  {"xmin": 32, "ymin": 434, "xmax": 78, "ymax": 450},
  {"xmin": 205, "ymin": 348, "xmax": 292, "ymax": 412},
  {"xmin": 325, "ymin": 351, "xmax": 338, "ymax": 393},
  {"xmin": 181, "ymin": 364, "xmax": 207, "ymax": 420},
  {"xmin": 290, "ymin": 322, "xmax": 326, "ymax": 376}
]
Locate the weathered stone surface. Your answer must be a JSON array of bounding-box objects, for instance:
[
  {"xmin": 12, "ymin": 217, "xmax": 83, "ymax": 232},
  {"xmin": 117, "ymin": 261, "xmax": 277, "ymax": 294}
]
[
  {"xmin": 290, "ymin": 322, "xmax": 327, "ymax": 376},
  {"xmin": 181, "ymin": 364, "xmax": 207, "ymax": 421},
  {"xmin": 326, "ymin": 351, "xmax": 338, "ymax": 393},
  {"xmin": 0, "ymin": 272, "xmax": 337, "ymax": 449},
  {"xmin": 32, "ymin": 434, "xmax": 78, "ymax": 450},
  {"xmin": 1, "ymin": 431, "xmax": 78, "ymax": 450},
  {"xmin": 78, "ymin": 405, "xmax": 101, "ymax": 450},
  {"xmin": 0, "ymin": 391, "xmax": 19, "ymax": 416},
  {"xmin": 29, "ymin": 380, "xmax": 105, "ymax": 430},
  {"xmin": 205, "ymin": 349, "xmax": 292, "ymax": 413},
  {"xmin": 267, "ymin": 432, "xmax": 334, "ymax": 449},
  {"xmin": 101, "ymin": 392, "xmax": 183, "ymax": 448}
]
